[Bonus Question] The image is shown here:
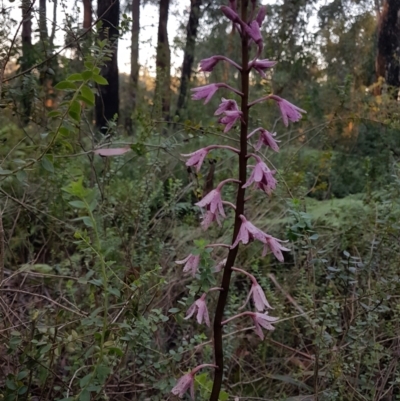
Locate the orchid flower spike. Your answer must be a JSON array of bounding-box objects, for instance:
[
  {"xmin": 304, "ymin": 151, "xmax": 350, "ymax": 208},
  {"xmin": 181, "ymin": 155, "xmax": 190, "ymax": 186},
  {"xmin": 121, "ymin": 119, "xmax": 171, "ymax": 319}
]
[
  {"xmin": 270, "ymin": 95, "xmax": 307, "ymax": 126},
  {"xmin": 175, "ymin": 254, "xmax": 200, "ymax": 277},
  {"xmin": 171, "ymin": 364, "xmax": 218, "ymax": 399},
  {"xmin": 185, "ymin": 293, "xmax": 210, "ymax": 326},
  {"xmin": 243, "ymin": 156, "xmax": 277, "ymax": 195}
]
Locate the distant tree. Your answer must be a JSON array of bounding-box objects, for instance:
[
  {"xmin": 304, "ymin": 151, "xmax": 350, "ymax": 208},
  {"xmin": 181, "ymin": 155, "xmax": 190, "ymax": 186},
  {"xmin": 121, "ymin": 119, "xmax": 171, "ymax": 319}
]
[
  {"xmin": 154, "ymin": 0, "xmax": 171, "ymax": 121},
  {"xmin": 376, "ymin": 0, "xmax": 400, "ymax": 94},
  {"xmin": 20, "ymin": 0, "xmax": 34, "ymax": 124},
  {"xmin": 176, "ymin": 0, "xmax": 202, "ymax": 117},
  {"xmin": 83, "ymin": 0, "xmax": 92, "ymax": 30},
  {"xmin": 95, "ymin": 0, "xmax": 120, "ymax": 133},
  {"xmin": 128, "ymin": 0, "xmax": 140, "ymax": 133}
]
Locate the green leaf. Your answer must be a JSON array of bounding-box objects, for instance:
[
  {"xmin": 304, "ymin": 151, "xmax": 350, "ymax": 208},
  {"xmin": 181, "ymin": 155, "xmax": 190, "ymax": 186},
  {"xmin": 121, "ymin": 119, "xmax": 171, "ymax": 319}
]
[
  {"xmin": 41, "ymin": 156, "xmax": 54, "ymax": 173},
  {"xmin": 82, "ymin": 216, "xmax": 93, "ymax": 228},
  {"xmin": 92, "ymin": 74, "xmax": 108, "ymax": 85},
  {"xmin": 67, "ymin": 73, "xmax": 83, "ymax": 82},
  {"xmin": 219, "ymin": 391, "xmax": 229, "ymax": 401},
  {"xmin": 69, "ymin": 100, "xmax": 81, "ymax": 122},
  {"xmin": 79, "ymin": 373, "xmax": 92, "ymax": 388},
  {"xmin": 18, "ymin": 386, "xmax": 28, "ymax": 395},
  {"xmin": 84, "ymin": 61, "xmax": 94, "ymax": 69},
  {"xmin": 79, "ymin": 390, "xmax": 90, "ymax": 401},
  {"xmin": 69, "ymin": 200, "xmax": 87, "ymax": 209},
  {"xmin": 48, "ymin": 110, "xmax": 61, "ymax": 118},
  {"xmin": 168, "ymin": 308, "xmax": 180, "ymax": 314},
  {"xmin": 80, "ymin": 85, "xmax": 95, "ymax": 106},
  {"xmin": 82, "ymin": 70, "xmax": 93, "ymax": 80},
  {"xmin": 16, "ymin": 170, "xmax": 27, "ymax": 183},
  {"xmin": 17, "ymin": 371, "xmax": 29, "ymax": 380},
  {"xmin": 55, "ymin": 81, "xmax": 77, "ymax": 90},
  {"xmin": 130, "ymin": 143, "xmax": 146, "ymax": 156}
]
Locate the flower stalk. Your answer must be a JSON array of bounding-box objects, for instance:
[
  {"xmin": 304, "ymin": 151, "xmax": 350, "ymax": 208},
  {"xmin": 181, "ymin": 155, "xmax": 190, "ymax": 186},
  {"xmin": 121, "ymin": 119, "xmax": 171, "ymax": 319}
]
[{"xmin": 171, "ymin": 1, "xmax": 306, "ymax": 399}]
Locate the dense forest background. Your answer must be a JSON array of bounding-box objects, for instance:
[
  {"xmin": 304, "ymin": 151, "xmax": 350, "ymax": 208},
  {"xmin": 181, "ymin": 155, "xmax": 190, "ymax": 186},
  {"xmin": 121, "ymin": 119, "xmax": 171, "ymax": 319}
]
[{"xmin": 1, "ymin": 0, "xmax": 400, "ymax": 400}]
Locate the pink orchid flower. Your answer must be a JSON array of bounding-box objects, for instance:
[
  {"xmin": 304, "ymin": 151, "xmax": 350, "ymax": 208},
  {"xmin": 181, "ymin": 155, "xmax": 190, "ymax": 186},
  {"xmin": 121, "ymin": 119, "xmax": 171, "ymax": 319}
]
[
  {"xmin": 233, "ymin": 267, "xmax": 272, "ymax": 311},
  {"xmin": 191, "ymin": 84, "xmax": 220, "ymax": 104},
  {"xmin": 218, "ymin": 109, "xmax": 242, "ymax": 132},
  {"xmin": 248, "ymin": 127, "xmax": 280, "ymax": 152},
  {"xmin": 222, "ymin": 311, "xmax": 278, "ymax": 340},
  {"xmin": 231, "ymin": 215, "xmax": 290, "ymax": 262},
  {"xmin": 181, "ymin": 147, "xmax": 210, "ymax": 172},
  {"xmin": 175, "ymin": 254, "xmax": 200, "ymax": 277},
  {"xmin": 255, "ymin": 5, "xmax": 267, "ymax": 27},
  {"xmin": 185, "ymin": 293, "xmax": 210, "ymax": 326},
  {"xmin": 270, "ymin": 95, "xmax": 307, "ymax": 126},
  {"xmin": 221, "ymin": 5, "xmax": 240, "ymax": 23},
  {"xmin": 199, "ymin": 56, "xmax": 220, "ymax": 72},
  {"xmin": 251, "ymin": 312, "xmax": 279, "ymax": 340},
  {"xmin": 263, "ymin": 234, "xmax": 290, "ymax": 262},
  {"xmin": 171, "ymin": 364, "xmax": 217, "ymax": 399},
  {"xmin": 214, "ymin": 97, "xmax": 239, "ymax": 115},
  {"xmin": 242, "ymin": 157, "xmax": 277, "ymax": 195},
  {"xmin": 252, "ymin": 59, "xmax": 277, "ymax": 78},
  {"xmin": 244, "ymin": 20, "xmax": 263, "ymax": 45}
]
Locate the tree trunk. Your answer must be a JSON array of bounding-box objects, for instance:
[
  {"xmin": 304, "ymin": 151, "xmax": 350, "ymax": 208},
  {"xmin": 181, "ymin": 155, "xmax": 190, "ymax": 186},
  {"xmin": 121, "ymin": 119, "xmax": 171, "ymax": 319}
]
[
  {"xmin": 95, "ymin": 0, "xmax": 120, "ymax": 133},
  {"xmin": 83, "ymin": 0, "xmax": 92, "ymax": 30},
  {"xmin": 21, "ymin": 0, "xmax": 33, "ymax": 125},
  {"xmin": 39, "ymin": 0, "xmax": 48, "ymax": 42},
  {"xmin": 154, "ymin": 0, "xmax": 171, "ymax": 121},
  {"xmin": 127, "ymin": 0, "xmax": 140, "ymax": 134},
  {"xmin": 175, "ymin": 0, "xmax": 202, "ymax": 117},
  {"xmin": 376, "ymin": 0, "xmax": 400, "ymax": 96}
]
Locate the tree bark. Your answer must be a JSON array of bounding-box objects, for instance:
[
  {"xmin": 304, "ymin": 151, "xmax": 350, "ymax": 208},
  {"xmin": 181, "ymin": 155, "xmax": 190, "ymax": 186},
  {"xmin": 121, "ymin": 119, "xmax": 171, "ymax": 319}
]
[
  {"xmin": 154, "ymin": 0, "xmax": 171, "ymax": 121},
  {"xmin": 128, "ymin": 0, "xmax": 140, "ymax": 133},
  {"xmin": 83, "ymin": 0, "xmax": 92, "ymax": 30},
  {"xmin": 175, "ymin": 0, "xmax": 202, "ymax": 117},
  {"xmin": 376, "ymin": 0, "xmax": 400, "ymax": 95},
  {"xmin": 95, "ymin": 0, "xmax": 120, "ymax": 133},
  {"xmin": 39, "ymin": 0, "xmax": 48, "ymax": 42},
  {"xmin": 21, "ymin": 0, "xmax": 34, "ymax": 125}
]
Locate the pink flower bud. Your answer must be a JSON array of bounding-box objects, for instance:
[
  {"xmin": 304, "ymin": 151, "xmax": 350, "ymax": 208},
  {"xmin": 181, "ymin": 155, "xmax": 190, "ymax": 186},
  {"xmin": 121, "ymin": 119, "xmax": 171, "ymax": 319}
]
[{"xmin": 185, "ymin": 293, "xmax": 210, "ymax": 326}]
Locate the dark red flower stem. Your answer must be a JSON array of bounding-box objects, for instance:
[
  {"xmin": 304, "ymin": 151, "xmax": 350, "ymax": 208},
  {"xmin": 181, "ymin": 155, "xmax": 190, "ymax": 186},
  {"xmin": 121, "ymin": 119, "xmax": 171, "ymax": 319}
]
[{"xmin": 209, "ymin": 1, "xmax": 249, "ymax": 400}]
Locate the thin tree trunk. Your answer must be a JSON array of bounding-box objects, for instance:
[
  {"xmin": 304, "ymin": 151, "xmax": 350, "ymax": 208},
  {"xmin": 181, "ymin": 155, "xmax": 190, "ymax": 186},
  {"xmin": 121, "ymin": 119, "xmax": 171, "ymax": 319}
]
[
  {"xmin": 128, "ymin": 0, "xmax": 140, "ymax": 134},
  {"xmin": 83, "ymin": 0, "xmax": 92, "ymax": 30},
  {"xmin": 39, "ymin": 0, "xmax": 48, "ymax": 42},
  {"xmin": 176, "ymin": 0, "xmax": 202, "ymax": 116},
  {"xmin": 154, "ymin": 0, "xmax": 171, "ymax": 121},
  {"xmin": 50, "ymin": 0, "xmax": 57, "ymax": 49},
  {"xmin": 95, "ymin": 0, "xmax": 120, "ymax": 133},
  {"xmin": 21, "ymin": 0, "xmax": 33, "ymax": 125},
  {"xmin": 376, "ymin": 0, "xmax": 400, "ymax": 96}
]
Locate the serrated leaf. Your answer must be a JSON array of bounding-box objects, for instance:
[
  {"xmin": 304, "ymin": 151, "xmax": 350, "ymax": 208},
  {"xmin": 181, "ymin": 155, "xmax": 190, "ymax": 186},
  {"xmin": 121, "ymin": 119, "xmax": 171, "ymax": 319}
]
[
  {"xmin": 55, "ymin": 81, "xmax": 77, "ymax": 90},
  {"xmin": 92, "ymin": 74, "xmax": 108, "ymax": 85},
  {"xmin": 67, "ymin": 73, "xmax": 83, "ymax": 81},
  {"xmin": 41, "ymin": 156, "xmax": 54, "ymax": 173}
]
